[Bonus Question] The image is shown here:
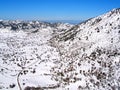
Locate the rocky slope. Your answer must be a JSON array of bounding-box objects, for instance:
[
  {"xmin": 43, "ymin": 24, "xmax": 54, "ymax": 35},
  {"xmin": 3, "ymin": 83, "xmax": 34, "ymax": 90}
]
[
  {"xmin": 0, "ymin": 8, "xmax": 120, "ymax": 90},
  {"xmin": 50, "ymin": 8, "xmax": 120, "ymax": 90}
]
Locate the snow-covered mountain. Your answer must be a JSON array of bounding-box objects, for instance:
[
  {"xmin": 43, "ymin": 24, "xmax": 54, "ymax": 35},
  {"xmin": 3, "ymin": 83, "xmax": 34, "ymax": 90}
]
[
  {"xmin": 51, "ymin": 8, "xmax": 120, "ymax": 90},
  {"xmin": 0, "ymin": 20, "xmax": 73, "ymax": 31},
  {"xmin": 0, "ymin": 8, "xmax": 120, "ymax": 90}
]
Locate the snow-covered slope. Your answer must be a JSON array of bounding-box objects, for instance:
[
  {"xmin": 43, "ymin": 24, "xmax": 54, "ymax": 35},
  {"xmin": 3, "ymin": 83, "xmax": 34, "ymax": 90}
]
[
  {"xmin": 50, "ymin": 8, "xmax": 120, "ymax": 90},
  {"xmin": 0, "ymin": 8, "xmax": 120, "ymax": 90},
  {"xmin": 0, "ymin": 21, "xmax": 73, "ymax": 90},
  {"xmin": 0, "ymin": 28, "xmax": 60, "ymax": 90}
]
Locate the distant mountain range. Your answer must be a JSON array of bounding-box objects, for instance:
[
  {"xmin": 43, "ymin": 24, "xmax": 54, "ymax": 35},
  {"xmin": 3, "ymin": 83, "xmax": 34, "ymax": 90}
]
[
  {"xmin": 0, "ymin": 8, "xmax": 120, "ymax": 90},
  {"xmin": 42, "ymin": 20, "xmax": 83, "ymax": 24}
]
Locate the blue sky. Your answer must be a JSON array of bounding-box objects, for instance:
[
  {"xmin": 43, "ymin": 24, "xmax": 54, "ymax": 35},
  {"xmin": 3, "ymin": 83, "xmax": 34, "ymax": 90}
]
[{"xmin": 0, "ymin": 0, "xmax": 120, "ymax": 20}]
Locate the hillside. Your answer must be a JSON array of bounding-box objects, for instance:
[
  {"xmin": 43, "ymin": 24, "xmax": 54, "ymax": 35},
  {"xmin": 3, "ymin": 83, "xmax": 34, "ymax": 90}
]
[{"xmin": 0, "ymin": 8, "xmax": 120, "ymax": 90}]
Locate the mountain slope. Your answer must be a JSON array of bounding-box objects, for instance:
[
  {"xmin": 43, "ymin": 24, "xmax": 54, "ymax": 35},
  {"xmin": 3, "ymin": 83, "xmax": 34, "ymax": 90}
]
[
  {"xmin": 0, "ymin": 8, "xmax": 120, "ymax": 90},
  {"xmin": 0, "ymin": 21, "xmax": 73, "ymax": 90},
  {"xmin": 50, "ymin": 8, "xmax": 120, "ymax": 90}
]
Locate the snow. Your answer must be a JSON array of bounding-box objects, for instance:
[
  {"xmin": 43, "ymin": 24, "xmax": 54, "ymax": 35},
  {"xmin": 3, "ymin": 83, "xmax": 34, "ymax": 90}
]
[{"xmin": 0, "ymin": 8, "xmax": 120, "ymax": 90}]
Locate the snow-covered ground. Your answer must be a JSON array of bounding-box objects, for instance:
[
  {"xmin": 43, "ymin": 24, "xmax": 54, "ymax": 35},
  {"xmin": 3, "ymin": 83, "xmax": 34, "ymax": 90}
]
[
  {"xmin": 0, "ymin": 8, "xmax": 120, "ymax": 90},
  {"xmin": 0, "ymin": 28, "xmax": 60, "ymax": 90}
]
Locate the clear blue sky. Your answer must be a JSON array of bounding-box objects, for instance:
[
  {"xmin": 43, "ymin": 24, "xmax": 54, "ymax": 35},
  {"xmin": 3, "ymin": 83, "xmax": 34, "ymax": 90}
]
[{"xmin": 0, "ymin": 0, "xmax": 120, "ymax": 20}]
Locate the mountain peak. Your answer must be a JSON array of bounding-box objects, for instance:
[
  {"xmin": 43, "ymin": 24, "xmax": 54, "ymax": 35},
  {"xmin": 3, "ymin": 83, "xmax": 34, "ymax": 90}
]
[
  {"xmin": 109, "ymin": 8, "xmax": 120, "ymax": 15},
  {"xmin": 112, "ymin": 8, "xmax": 120, "ymax": 11}
]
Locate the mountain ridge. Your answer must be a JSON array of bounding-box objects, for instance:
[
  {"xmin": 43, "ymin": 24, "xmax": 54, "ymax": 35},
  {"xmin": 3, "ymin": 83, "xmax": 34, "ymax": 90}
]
[{"xmin": 0, "ymin": 8, "xmax": 120, "ymax": 90}]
